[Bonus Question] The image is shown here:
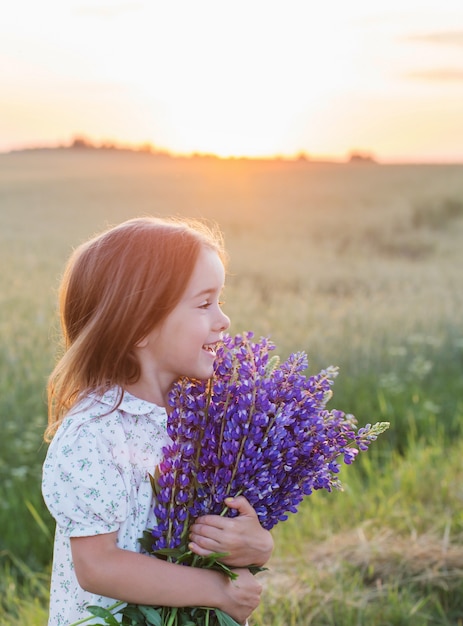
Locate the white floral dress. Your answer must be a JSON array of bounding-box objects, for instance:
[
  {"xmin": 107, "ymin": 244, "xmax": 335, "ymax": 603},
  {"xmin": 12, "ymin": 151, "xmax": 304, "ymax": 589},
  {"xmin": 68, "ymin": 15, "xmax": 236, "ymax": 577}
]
[{"xmin": 42, "ymin": 387, "xmax": 171, "ymax": 625}]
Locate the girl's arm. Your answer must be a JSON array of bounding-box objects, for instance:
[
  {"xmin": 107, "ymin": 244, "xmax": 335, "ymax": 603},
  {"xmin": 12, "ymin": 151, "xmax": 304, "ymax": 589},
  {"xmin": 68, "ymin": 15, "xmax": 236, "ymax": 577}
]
[
  {"xmin": 188, "ymin": 496, "xmax": 274, "ymax": 567},
  {"xmin": 71, "ymin": 532, "xmax": 261, "ymax": 625}
]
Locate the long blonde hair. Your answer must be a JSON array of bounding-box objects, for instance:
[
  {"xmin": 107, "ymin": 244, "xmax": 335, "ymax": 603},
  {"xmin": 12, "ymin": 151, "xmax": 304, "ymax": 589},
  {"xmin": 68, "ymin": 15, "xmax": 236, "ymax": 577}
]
[{"xmin": 45, "ymin": 216, "xmax": 226, "ymax": 441}]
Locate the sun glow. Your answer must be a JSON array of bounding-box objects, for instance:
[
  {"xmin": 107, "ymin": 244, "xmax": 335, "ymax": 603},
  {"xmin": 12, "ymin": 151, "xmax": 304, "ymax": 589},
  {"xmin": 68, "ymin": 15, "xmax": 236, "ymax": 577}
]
[
  {"xmin": 2, "ymin": 0, "xmax": 463, "ymax": 160},
  {"xmin": 136, "ymin": 4, "xmax": 369, "ymax": 158}
]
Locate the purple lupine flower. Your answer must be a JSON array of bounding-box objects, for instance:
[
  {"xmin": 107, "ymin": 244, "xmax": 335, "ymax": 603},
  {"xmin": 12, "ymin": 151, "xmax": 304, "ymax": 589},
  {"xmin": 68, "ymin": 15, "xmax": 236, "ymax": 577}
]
[
  {"xmin": 86, "ymin": 338, "xmax": 389, "ymax": 626},
  {"xmin": 150, "ymin": 331, "xmax": 389, "ymax": 552}
]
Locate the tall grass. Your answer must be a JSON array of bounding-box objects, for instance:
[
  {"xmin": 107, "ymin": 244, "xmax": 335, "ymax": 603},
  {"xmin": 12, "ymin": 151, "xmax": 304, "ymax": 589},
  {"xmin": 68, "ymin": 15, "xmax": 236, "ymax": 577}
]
[
  {"xmin": 1, "ymin": 150, "xmax": 462, "ymax": 624},
  {"xmin": 255, "ymin": 436, "xmax": 463, "ymax": 625},
  {"xmin": 0, "ymin": 551, "xmax": 50, "ymax": 626}
]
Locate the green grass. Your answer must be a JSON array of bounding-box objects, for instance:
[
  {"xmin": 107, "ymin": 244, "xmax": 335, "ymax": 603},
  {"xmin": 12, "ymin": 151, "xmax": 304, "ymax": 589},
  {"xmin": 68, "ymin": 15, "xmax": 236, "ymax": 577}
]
[
  {"xmin": 1, "ymin": 150, "xmax": 463, "ymax": 624},
  {"xmin": 0, "ymin": 551, "xmax": 50, "ymax": 626},
  {"xmin": 256, "ymin": 437, "xmax": 463, "ymax": 625}
]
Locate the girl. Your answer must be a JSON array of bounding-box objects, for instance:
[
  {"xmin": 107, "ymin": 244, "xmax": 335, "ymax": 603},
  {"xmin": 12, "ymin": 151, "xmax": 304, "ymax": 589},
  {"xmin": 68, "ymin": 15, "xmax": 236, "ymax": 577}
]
[{"xmin": 42, "ymin": 217, "xmax": 273, "ymax": 626}]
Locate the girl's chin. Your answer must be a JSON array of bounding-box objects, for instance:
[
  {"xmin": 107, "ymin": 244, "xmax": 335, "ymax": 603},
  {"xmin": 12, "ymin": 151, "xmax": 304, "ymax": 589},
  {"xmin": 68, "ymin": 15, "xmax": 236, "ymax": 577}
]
[
  {"xmin": 183, "ymin": 353, "xmax": 216, "ymax": 381},
  {"xmin": 197, "ymin": 362, "xmax": 216, "ymax": 380},
  {"xmin": 201, "ymin": 366, "xmax": 215, "ymax": 379}
]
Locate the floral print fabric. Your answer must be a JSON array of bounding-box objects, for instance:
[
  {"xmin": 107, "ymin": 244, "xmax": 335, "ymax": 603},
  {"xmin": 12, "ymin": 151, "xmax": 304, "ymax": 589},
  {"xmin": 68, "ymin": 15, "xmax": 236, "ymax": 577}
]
[{"xmin": 42, "ymin": 388, "xmax": 170, "ymax": 625}]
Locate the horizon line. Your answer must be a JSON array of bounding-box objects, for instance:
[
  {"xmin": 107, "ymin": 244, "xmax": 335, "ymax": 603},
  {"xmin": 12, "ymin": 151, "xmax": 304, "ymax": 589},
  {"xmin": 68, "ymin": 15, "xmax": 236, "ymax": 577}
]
[{"xmin": 1, "ymin": 136, "xmax": 462, "ymax": 166}]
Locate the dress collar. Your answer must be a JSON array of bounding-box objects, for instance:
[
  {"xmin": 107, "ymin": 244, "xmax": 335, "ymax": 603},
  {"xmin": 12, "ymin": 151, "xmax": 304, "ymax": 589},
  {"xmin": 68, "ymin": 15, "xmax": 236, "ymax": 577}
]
[{"xmin": 99, "ymin": 387, "xmax": 168, "ymax": 419}]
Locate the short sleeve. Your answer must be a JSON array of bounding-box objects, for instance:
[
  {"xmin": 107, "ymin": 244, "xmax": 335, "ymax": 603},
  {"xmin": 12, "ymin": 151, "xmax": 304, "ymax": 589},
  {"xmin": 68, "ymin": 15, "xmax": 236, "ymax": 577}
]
[{"xmin": 42, "ymin": 419, "xmax": 130, "ymax": 538}]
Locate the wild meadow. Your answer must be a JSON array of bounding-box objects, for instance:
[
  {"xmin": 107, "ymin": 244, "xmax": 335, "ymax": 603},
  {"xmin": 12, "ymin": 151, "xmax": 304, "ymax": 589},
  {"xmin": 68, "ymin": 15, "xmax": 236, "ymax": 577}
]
[{"xmin": 1, "ymin": 149, "xmax": 463, "ymax": 625}]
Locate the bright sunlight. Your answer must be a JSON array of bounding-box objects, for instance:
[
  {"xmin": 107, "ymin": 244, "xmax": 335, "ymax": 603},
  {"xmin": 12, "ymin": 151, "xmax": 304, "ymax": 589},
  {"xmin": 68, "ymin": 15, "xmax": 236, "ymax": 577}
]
[{"xmin": 1, "ymin": 0, "xmax": 463, "ymax": 160}]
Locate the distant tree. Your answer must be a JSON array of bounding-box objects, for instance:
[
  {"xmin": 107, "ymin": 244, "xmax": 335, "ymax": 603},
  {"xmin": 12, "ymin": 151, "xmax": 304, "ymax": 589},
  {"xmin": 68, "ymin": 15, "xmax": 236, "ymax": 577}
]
[
  {"xmin": 100, "ymin": 140, "xmax": 118, "ymax": 150},
  {"xmin": 138, "ymin": 142, "xmax": 155, "ymax": 153},
  {"xmin": 348, "ymin": 151, "xmax": 377, "ymax": 164},
  {"xmin": 70, "ymin": 136, "xmax": 94, "ymax": 149}
]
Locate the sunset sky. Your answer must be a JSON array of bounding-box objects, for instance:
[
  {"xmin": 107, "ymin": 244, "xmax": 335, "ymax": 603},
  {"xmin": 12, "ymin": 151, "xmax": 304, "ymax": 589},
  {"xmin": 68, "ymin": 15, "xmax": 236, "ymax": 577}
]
[{"xmin": 2, "ymin": 0, "xmax": 463, "ymax": 161}]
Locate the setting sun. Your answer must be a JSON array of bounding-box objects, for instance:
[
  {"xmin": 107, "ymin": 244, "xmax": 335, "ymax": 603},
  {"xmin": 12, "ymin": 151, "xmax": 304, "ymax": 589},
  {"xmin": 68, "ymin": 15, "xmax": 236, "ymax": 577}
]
[
  {"xmin": 1, "ymin": 0, "xmax": 463, "ymax": 161},
  {"xmin": 133, "ymin": 3, "xmax": 362, "ymax": 158}
]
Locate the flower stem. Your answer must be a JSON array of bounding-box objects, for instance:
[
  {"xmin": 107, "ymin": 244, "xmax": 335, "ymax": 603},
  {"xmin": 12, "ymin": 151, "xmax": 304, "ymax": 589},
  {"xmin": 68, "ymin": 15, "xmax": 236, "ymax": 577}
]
[
  {"xmin": 69, "ymin": 601, "xmax": 125, "ymax": 625},
  {"xmin": 166, "ymin": 606, "xmax": 178, "ymax": 626}
]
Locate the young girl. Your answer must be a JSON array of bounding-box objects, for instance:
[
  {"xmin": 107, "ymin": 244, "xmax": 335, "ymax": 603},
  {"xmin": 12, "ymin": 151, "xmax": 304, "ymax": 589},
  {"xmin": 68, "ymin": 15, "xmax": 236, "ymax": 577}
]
[{"xmin": 42, "ymin": 216, "xmax": 273, "ymax": 626}]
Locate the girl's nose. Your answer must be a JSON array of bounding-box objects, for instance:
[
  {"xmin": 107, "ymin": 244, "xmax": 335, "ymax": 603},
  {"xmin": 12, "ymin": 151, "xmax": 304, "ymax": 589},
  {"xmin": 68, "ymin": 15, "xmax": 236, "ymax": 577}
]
[{"xmin": 217, "ymin": 310, "xmax": 231, "ymax": 332}]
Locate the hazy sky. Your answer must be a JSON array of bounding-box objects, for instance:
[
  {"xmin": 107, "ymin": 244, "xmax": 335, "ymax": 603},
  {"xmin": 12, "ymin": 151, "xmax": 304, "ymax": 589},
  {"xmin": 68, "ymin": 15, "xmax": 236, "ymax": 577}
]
[{"xmin": 2, "ymin": 0, "xmax": 463, "ymax": 161}]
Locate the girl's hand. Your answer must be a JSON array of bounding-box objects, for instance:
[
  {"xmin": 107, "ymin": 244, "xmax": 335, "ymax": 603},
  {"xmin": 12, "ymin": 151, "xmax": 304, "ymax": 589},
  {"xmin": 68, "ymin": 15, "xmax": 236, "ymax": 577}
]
[
  {"xmin": 188, "ymin": 496, "xmax": 274, "ymax": 567},
  {"xmin": 219, "ymin": 566, "xmax": 262, "ymax": 625},
  {"xmin": 71, "ymin": 530, "xmax": 261, "ymax": 621}
]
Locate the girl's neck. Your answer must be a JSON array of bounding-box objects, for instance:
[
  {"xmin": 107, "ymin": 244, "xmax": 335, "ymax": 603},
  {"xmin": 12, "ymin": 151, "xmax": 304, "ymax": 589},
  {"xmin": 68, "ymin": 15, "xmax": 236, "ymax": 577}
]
[{"xmin": 124, "ymin": 380, "xmax": 168, "ymax": 408}]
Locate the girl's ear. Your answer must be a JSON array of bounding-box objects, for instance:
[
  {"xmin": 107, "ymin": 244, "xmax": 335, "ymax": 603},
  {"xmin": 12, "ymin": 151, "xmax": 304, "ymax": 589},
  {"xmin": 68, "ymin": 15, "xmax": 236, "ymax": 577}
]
[{"xmin": 135, "ymin": 336, "xmax": 149, "ymax": 348}]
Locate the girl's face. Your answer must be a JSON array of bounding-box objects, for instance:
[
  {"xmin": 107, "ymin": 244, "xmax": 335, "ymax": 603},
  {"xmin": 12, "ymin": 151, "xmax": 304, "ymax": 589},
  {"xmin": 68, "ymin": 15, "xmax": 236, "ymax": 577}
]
[{"xmin": 137, "ymin": 247, "xmax": 230, "ymax": 398}]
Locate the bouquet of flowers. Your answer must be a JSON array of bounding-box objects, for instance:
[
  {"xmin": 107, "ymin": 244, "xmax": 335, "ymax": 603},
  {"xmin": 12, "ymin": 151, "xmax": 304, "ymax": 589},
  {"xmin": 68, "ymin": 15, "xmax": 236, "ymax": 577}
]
[{"xmin": 75, "ymin": 332, "xmax": 389, "ymax": 626}]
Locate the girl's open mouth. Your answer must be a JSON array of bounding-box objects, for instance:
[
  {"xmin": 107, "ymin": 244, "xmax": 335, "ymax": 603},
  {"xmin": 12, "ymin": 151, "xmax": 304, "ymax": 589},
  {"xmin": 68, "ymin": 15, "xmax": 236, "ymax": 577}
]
[{"xmin": 202, "ymin": 344, "xmax": 217, "ymax": 356}]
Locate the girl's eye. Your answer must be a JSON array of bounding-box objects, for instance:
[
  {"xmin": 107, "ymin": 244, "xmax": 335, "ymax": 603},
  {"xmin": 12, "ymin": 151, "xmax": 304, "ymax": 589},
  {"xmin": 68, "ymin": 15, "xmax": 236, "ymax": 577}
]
[{"xmin": 199, "ymin": 300, "xmax": 225, "ymax": 309}]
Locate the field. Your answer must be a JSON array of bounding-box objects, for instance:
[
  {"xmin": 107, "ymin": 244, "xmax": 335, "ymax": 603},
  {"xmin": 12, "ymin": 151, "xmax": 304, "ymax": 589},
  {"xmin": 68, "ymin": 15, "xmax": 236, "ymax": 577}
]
[{"xmin": 1, "ymin": 148, "xmax": 463, "ymax": 625}]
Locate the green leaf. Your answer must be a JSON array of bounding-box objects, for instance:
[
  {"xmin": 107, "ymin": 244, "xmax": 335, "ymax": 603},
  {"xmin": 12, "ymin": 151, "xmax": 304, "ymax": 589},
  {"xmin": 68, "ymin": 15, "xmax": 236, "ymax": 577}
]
[
  {"xmin": 138, "ymin": 529, "xmax": 156, "ymax": 554},
  {"xmin": 175, "ymin": 550, "xmax": 196, "ymax": 565},
  {"xmin": 24, "ymin": 499, "xmax": 53, "ymax": 540},
  {"xmin": 200, "ymin": 558, "xmax": 238, "ymax": 580},
  {"xmin": 87, "ymin": 605, "xmax": 121, "ymax": 625},
  {"xmin": 214, "ymin": 609, "xmax": 241, "ymax": 626},
  {"xmin": 121, "ymin": 604, "xmax": 149, "ymax": 625},
  {"xmin": 138, "ymin": 605, "xmax": 163, "ymax": 625},
  {"xmin": 151, "ymin": 547, "xmax": 186, "ymax": 559},
  {"xmin": 149, "ymin": 469, "xmax": 160, "ymax": 497},
  {"xmin": 178, "ymin": 614, "xmax": 196, "ymax": 626},
  {"xmin": 197, "ymin": 551, "xmax": 229, "ymax": 566},
  {"xmin": 69, "ymin": 602, "xmax": 126, "ymax": 625},
  {"xmin": 248, "ymin": 565, "xmax": 268, "ymax": 575}
]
